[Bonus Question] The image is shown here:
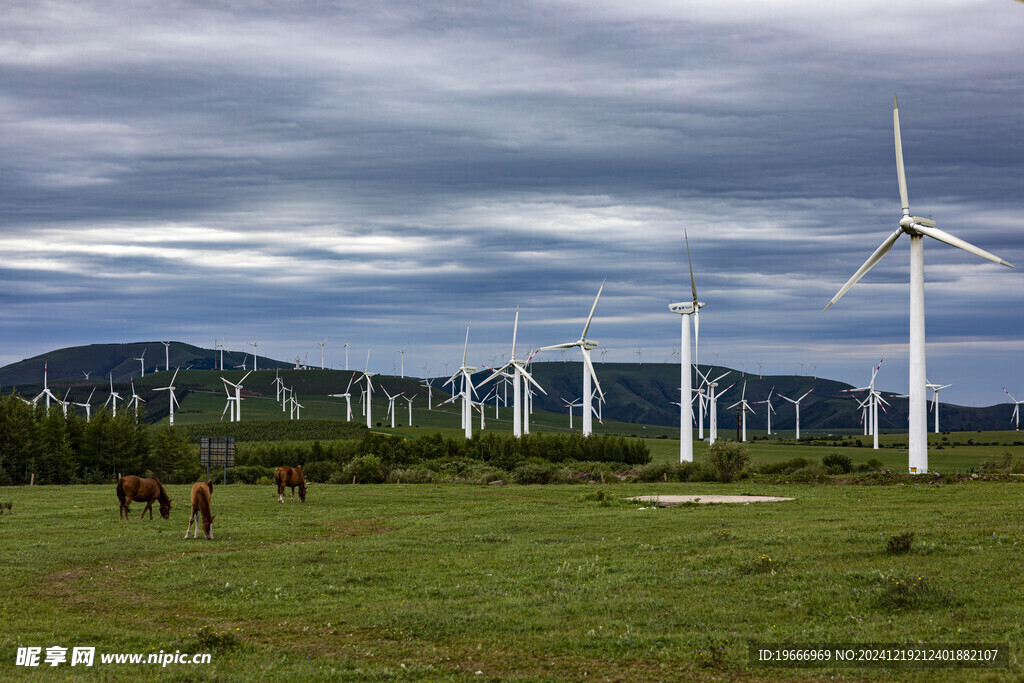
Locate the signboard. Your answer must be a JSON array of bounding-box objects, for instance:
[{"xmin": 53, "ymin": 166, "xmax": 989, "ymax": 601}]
[{"xmin": 199, "ymin": 437, "xmax": 235, "ymax": 483}]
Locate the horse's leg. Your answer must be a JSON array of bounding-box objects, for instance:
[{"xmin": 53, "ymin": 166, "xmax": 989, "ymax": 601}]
[
  {"xmin": 142, "ymin": 500, "xmax": 154, "ymax": 520},
  {"xmin": 278, "ymin": 483, "xmax": 284, "ymax": 503},
  {"xmin": 184, "ymin": 509, "xmax": 194, "ymax": 539}
]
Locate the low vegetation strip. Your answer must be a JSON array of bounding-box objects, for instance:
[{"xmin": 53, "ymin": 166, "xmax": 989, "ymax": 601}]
[{"xmin": 177, "ymin": 419, "xmax": 366, "ymax": 443}]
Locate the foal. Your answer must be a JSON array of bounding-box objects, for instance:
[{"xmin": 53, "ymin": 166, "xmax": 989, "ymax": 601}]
[{"xmin": 184, "ymin": 480, "xmax": 215, "ymax": 540}]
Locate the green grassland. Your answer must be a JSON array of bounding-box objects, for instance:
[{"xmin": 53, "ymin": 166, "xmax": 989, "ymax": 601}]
[{"xmin": 1, "ymin": 482, "xmax": 1023, "ymax": 680}]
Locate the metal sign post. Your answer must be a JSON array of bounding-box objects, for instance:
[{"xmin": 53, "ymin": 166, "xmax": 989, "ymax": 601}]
[{"xmin": 199, "ymin": 437, "xmax": 235, "ymax": 485}]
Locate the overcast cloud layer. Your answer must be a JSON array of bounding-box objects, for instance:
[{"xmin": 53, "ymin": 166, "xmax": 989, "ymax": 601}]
[{"xmin": 1, "ymin": 1, "xmax": 1022, "ymax": 407}]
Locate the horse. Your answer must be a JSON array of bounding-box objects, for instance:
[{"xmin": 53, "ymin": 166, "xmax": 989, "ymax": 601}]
[
  {"xmin": 274, "ymin": 466, "xmax": 306, "ymax": 503},
  {"xmin": 184, "ymin": 480, "xmax": 215, "ymax": 540},
  {"xmin": 116, "ymin": 475, "xmax": 172, "ymax": 520}
]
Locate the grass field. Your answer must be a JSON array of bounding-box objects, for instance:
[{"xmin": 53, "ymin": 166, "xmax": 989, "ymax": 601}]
[{"xmin": 2, "ymin": 480, "xmax": 1023, "ymax": 680}]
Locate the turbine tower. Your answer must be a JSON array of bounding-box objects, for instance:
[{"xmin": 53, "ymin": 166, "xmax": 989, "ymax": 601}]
[
  {"xmin": 727, "ymin": 381, "xmax": 756, "ymax": 442},
  {"xmin": 162, "ymin": 341, "xmax": 171, "ymax": 371},
  {"xmin": 249, "ymin": 340, "xmax": 260, "ymax": 372},
  {"xmin": 220, "ymin": 371, "xmax": 252, "ymax": 422},
  {"xmin": 104, "ymin": 373, "xmax": 122, "ymax": 417},
  {"xmin": 1004, "ymin": 389, "xmax": 1024, "ymax": 431},
  {"xmin": 668, "ymin": 232, "xmax": 704, "ymax": 462},
  {"xmin": 756, "ymin": 386, "xmax": 776, "ymax": 437},
  {"xmin": 926, "ymin": 381, "xmax": 952, "ymax": 433},
  {"xmin": 539, "ymin": 279, "xmax": 606, "ymax": 437},
  {"xmin": 480, "ymin": 308, "xmax": 546, "ymax": 438},
  {"xmin": 154, "ymin": 368, "xmax": 180, "ymax": 425},
  {"xmin": 134, "ymin": 349, "xmax": 146, "ymax": 378},
  {"xmin": 127, "ymin": 379, "xmax": 146, "ymax": 420},
  {"xmin": 778, "ymin": 389, "xmax": 814, "ymax": 440},
  {"xmin": 355, "ymin": 350, "xmax": 377, "ymax": 429},
  {"xmin": 315, "ymin": 338, "xmax": 329, "ymax": 370},
  {"xmin": 394, "ymin": 344, "xmax": 408, "ymax": 378},
  {"xmin": 825, "ymin": 96, "xmax": 1013, "ymax": 473},
  {"xmin": 444, "ymin": 324, "xmax": 477, "ymax": 440}
]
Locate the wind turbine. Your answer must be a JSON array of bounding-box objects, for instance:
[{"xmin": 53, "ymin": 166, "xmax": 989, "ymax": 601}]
[
  {"xmin": 669, "ymin": 232, "xmax": 705, "ymax": 461},
  {"xmin": 697, "ymin": 368, "xmax": 732, "ymax": 445},
  {"xmin": 82, "ymin": 370, "xmax": 91, "ymax": 380},
  {"xmin": 422, "ymin": 378, "xmax": 434, "ymax": 410},
  {"xmin": 756, "ymin": 386, "xmax": 777, "ymax": 437},
  {"xmin": 127, "ymin": 379, "xmax": 146, "ymax": 420},
  {"xmin": 382, "ymin": 388, "xmax": 403, "ymax": 428},
  {"xmin": 1004, "ymin": 388, "xmax": 1024, "ymax": 431},
  {"xmin": 926, "ymin": 381, "xmax": 952, "ymax": 433},
  {"xmin": 59, "ymin": 388, "xmax": 72, "ymax": 416},
  {"xmin": 842, "ymin": 361, "xmax": 886, "ymax": 449},
  {"xmin": 343, "ymin": 340, "xmax": 350, "ymax": 371},
  {"xmin": 404, "ymin": 395, "xmax": 416, "ymax": 426},
  {"xmin": 154, "ymin": 369, "xmax": 180, "ymax": 425},
  {"xmin": 328, "ymin": 375, "xmax": 356, "ymax": 421},
  {"xmin": 161, "ymin": 341, "xmax": 171, "ymax": 371},
  {"xmin": 727, "ymin": 381, "xmax": 756, "ymax": 442},
  {"xmin": 355, "ymin": 350, "xmax": 377, "ymax": 429},
  {"xmin": 221, "ymin": 371, "xmax": 251, "ymax": 422},
  {"xmin": 479, "ymin": 308, "xmax": 546, "ymax": 438},
  {"xmin": 249, "ymin": 340, "xmax": 260, "ymax": 372},
  {"xmin": 315, "ymin": 338, "xmax": 329, "ymax": 370},
  {"xmin": 562, "ymin": 397, "xmax": 582, "ymax": 429},
  {"xmin": 778, "ymin": 388, "xmax": 814, "ymax": 440},
  {"xmin": 104, "ymin": 373, "xmax": 122, "ymax": 417},
  {"xmin": 73, "ymin": 388, "xmax": 96, "ymax": 422},
  {"xmin": 215, "ymin": 337, "xmax": 225, "ymax": 371},
  {"xmin": 444, "ymin": 324, "xmax": 477, "ymax": 439},
  {"xmin": 539, "ymin": 279, "xmax": 606, "ymax": 437},
  {"xmin": 134, "ymin": 349, "xmax": 146, "ymax": 377},
  {"xmin": 824, "ymin": 96, "xmax": 1014, "ymax": 473},
  {"xmin": 290, "ymin": 392, "xmax": 304, "ymax": 420},
  {"xmin": 394, "ymin": 344, "xmax": 408, "ymax": 378},
  {"xmin": 33, "ymin": 362, "xmax": 62, "ymax": 410}
]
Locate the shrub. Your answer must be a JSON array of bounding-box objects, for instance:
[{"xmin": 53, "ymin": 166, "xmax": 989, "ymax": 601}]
[
  {"xmin": 978, "ymin": 451, "xmax": 1023, "ymax": 474},
  {"xmin": 876, "ymin": 575, "xmax": 958, "ymax": 611},
  {"xmin": 227, "ymin": 465, "xmax": 276, "ymax": 484},
  {"xmin": 758, "ymin": 457, "xmax": 811, "ymax": 475},
  {"xmin": 886, "ymin": 532, "xmax": 915, "ymax": 555},
  {"xmin": 788, "ymin": 461, "xmax": 830, "ymax": 484},
  {"xmin": 386, "ymin": 467, "xmax": 438, "ymax": 484},
  {"xmin": 704, "ymin": 440, "xmax": 749, "ymax": 483},
  {"xmin": 750, "ymin": 554, "xmax": 775, "ymax": 574},
  {"xmin": 511, "ymin": 459, "xmax": 558, "ymax": 485},
  {"xmin": 341, "ymin": 455, "xmax": 387, "ymax": 484},
  {"xmin": 301, "ymin": 460, "xmax": 337, "ymax": 483},
  {"xmin": 822, "ymin": 453, "xmax": 853, "ymax": 474}
]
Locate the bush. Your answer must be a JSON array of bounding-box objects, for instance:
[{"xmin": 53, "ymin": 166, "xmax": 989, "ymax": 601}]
[
  {"xmin": 511, "ymin": 459, "xmax": 559, "ymax": 485},
  {"xmin": 227, "ymin": 465, "xmax": 275, "ymax": 484},
  {"xmin": 301, "ymin": 460, "xmax": 337, "ymax": 483},
  {"xmin": 704, "ymin": 440, "xmax": 749, "ymax": 483},
  {"xmin": 886, "ymin": 532, "xmax": 915, "ymax": 555},
  {"xmin": 386, "ymin": 467, "xmax": 438, "ymax": 484},
  {"xmin": 788, "ymin": 461, "xmax": 830, "ymax": 484},
  {"xmin": 978, "ymin": 451, "xmax": 1024, "ymax": 474},
  {"xmin": 341, "ymin": 455, "xmax": 387, "ymax": 484},
  {"xmin": 758, "ymin": 457, "xmax": 812, "ymax": 475},
  {"xmin": 822, "ymin": 453, "xmax": 853, "ymax": 474}
]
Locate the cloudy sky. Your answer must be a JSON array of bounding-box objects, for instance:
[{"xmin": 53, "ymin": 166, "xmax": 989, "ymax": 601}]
[{"xmin": 1, "ymin": 0, "xmax": 1022, "ymax": 407}]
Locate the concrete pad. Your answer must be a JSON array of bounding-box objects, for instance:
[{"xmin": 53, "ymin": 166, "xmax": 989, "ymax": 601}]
[{"xmin": 630, "ymin": 494, "xmax": 795, "ymax": 506}]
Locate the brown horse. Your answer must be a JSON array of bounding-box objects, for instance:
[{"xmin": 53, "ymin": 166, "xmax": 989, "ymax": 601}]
[
  {"xmin": 184, "ymin": 480, "xmax": 215, "ymax": 540},
  {"xmin": 116, "ymin": 475, "xmax": 172, "ymax": 520},
  {"xmin": 274, "ymin": 466, "xmax": 306, "ymax": 503}
]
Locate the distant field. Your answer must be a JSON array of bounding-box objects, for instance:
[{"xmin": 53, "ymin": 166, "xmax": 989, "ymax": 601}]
[{"xmin": 1, "ymin": 482, "xmax": 1022, "ymax": 680}]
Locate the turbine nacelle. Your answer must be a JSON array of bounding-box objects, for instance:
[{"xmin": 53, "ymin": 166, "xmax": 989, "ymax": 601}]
[{"xmin": 669, "ymin": 301, "xmax": 705, "ymax": 315}]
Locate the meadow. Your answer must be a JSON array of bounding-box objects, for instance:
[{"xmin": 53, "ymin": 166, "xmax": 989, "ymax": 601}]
[{"xmin": 2, "ymin": 478, "xmax": 1023, "ymax": 681}]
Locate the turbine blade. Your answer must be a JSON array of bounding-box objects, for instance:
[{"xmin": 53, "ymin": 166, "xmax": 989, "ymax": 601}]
[
  {"xmin": 823, "ymin": 227, "xmax": 903, "ymax": 311},
  {"xmin": 511, "ymin": 307, "xmax": 520, "ymax": 359},
  {"xmin": 582, "ymin": 350, "xmax": 603, "ymax": 399},
  {"xmin": 913, "ymin": 224, "xmax": 1014, "ymax": 268},
  {"xmin": 518, "ymin": 364, "xmax": 547, "ymax": 394},
  {"xmin": 581, "ymin": 279, "xmax": 606, "ymax": 339},
  {"xmin": 462, "ymin": 323, "xmax": 471, "ymax": 366},
  {"xmin": 894, "ymin": 94, "xmax": 910, "ymax": 212},
  {"xmin": 685, "ymin": 229, "xmax": 698, "ymax": 303},
  {"xmin": 538, "ymin": 342, "xmax": 577, "ymax": 351}
]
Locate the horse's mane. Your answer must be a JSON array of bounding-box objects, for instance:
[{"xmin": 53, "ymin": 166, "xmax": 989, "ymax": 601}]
[{"xmin": 153, "ymin": 477, "xmax": 171, "ymax": 503}]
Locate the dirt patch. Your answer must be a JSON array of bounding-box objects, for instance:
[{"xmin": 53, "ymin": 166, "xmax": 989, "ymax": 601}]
[{"xmin": 630, "ymin": 494, "xmax": 795, "ymax": 506}]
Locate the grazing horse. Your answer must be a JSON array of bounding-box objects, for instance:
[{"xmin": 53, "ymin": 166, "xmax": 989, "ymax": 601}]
[
  {"xmin": 116, "ymin": 475, "xmax": 172, "ymax": 520},
  {"xmin": 274, "ymin": 466, "xmax": 306, "ymax": 503},
  {"xmin": 184, "ymin": 480, "xmax": 215, "ymax": 540}
]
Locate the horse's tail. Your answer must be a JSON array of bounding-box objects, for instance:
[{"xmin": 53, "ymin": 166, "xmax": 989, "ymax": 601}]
[
  {"xmin": 116, "ymin": 477, "xmax": 127, "ymax": 507},
  {"xmin": 274, "ymin": 468, "xmax": 282, "ymax": 486}
]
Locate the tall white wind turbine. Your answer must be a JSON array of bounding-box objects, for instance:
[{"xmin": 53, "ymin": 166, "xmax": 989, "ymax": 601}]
[
  {"xmin": 727, "ymin": 381, "xmax": 756, "ymax": 442},
  {"xmin": 926, "ymin": 381, "xmax": 952, "ymax": 434},
  {"xmin": 563, "ymin": 397, "xmax": 582, "ymax": 429},
  {"xmin": 444, "ymin": 324, "xmax": 477, "ymax": 439},
  {"xmin": 1004, "ymin": 388, "xmax": 1024, "ymax": 431},
  {"xmin": 343, "ymin": 341, "xmax": 350, "ymax": 371},
  {"xmin": 394, "ymin": 344, "xmax": 408, "ymax": 378},
  {"xmin": 315, "ymin": 338, "xmax": 329, "ymax": 370},
  {"xmin": 127, "ymin": 379, "xmax": 146, "ymax": 420},
  {"xmin": 328, "ymin": 374, "xmax": 356, "ymax": 421},
  {"xmin": 221, "ymin": 371, "xmax": 252, "ymax": 422},
  {"xmin": 162, "ymin": 341, "xmax": 171, "ymax": 371},
  {"xmin": 249, "ymin": 340, "xmax": 260, "ymax": 372},
  {"xmin": 34, "ymin": 362, "xmax": 62, "ymax": 410},
  {"xmin": 669, "ymin": 232, "xmax": 704, "ymax": 461},
  {"xmin": 355, "ymin": 350, "xmax": 377, "ymax": 429},
  {"xmin": 778, "ymin": 388, "xmax": 814, "ymax": 440},
  {"xmin": 756, "ymin": 386, "xmax": 777, "ymax": 437},
  {"xmin": 479, "ymin": 308, "xmax": 546, "ymax": 438},
  {"xmin": 154, "ymin": 369, "xmax": 180, "ymax": 425},
  {"xmin": 104, "ymin": 373, "xmax": 122, "ymax": 417},
  {"xmin": 539, "ymin": 280, "xmax": 606, "ymax": 437},
  {"xmin": 825, "ymin": 96, "xmax": 1014, "ymax": 473},
  {"xmin": 134, "ymin": 349, "xmax": 146, "ymax": 378},
  {"xmin": 382, "ymin": 388, "xmax": 403, "ymax": 428},
  {"xmin": 74, "ymin": 388, "xmax": 96, "ymax": 422}
]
